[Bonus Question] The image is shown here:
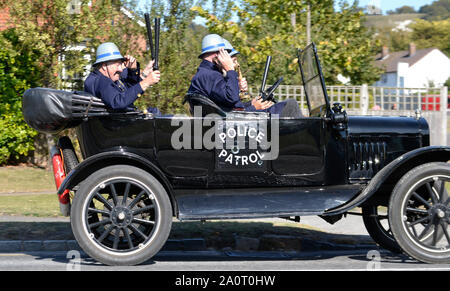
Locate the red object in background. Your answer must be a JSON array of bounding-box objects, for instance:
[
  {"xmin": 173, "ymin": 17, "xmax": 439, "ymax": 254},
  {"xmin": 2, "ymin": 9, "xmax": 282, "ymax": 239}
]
[
  {"xmin": 421, "ymin": 95, "xmax": 440, "ymax": 111},
  {"xmin": 51, "ymin": 148, "xmax": 70, "ymax": 205}
]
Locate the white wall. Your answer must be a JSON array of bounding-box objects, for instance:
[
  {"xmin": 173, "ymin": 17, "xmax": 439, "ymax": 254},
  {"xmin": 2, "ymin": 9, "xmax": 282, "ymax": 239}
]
[{"xmin": 404, "ymin": 49, "xmax": 450, "ymax": 88}]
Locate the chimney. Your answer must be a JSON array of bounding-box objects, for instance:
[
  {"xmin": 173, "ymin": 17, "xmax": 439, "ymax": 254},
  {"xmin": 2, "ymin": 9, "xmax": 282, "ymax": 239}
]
[
  {"xmin": 381, "ymin": 45, "xmax": 389, "ymax": 59},
  {"xmin": 409, "ymin": 43, "xmax": 416, "ymax": 57}
]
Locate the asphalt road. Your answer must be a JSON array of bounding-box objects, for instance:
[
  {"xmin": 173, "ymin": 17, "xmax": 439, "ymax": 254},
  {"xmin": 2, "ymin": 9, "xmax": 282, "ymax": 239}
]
[
  {"xmin": 1, "ymin": 249, "xmax": 450, "ymax": 271},
  {"xmin": 1, "ymin": 215, "xmax": 450, "ymax": 271}
]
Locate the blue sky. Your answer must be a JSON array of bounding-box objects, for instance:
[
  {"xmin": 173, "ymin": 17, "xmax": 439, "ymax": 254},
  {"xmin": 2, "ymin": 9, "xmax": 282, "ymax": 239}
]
[{"xmin": 339, "ymin": 0, "xmax": 436, "ymax": 14}]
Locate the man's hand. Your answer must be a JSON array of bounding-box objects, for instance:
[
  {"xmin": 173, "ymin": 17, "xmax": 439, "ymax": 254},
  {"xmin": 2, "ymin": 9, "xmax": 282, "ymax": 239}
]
[
  {"xmin": 124, "ymin": 55, "xmax": 137, "ymax": 70},
  {"xmin": 141, "ymin": 60, "xmax": 155, "ymax": 78},
  {"xmin": 140, "ymin": 69, "xmax": 160, "ymax": 91},
  {"xmin": 216, "ymin": 49, "xmax": 235, "ymax": 71},
  {"xmin": 239, "ymin": 77, "xmax": 248, "ymax": 92},
  {"xmin": 251, "ymin": 96, "xmax": 274, "ymax": 110}
]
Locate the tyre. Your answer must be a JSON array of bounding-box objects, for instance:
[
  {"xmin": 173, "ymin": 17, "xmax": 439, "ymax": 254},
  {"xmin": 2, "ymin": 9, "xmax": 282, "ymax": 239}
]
[
  {"xmin": 58, "ymin": 136, "xmax": 79, "ymax": 174},
  {"xmin": 389, "ymin": 162, "xmax": 450, "ymax": 264},
  {"xmin": 362, "ymin": 205, "xmax": 402, "ymax": 253},
  {"xmin": 70, "ymin": 165, "xmax": 172, "ymax": 266}
]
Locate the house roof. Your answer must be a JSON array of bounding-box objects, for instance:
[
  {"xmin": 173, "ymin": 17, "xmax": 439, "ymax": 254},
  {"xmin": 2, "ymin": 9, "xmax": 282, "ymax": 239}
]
[{"xmin": 374, "ymin": 47, "xmax": 436, "ymax": 73}]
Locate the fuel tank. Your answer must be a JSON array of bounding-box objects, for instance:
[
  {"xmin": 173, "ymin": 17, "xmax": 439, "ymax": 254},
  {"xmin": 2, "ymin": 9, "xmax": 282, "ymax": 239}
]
[{"xmin": 346, "ymin": 115, "xmax": 429, "ymax": 181}]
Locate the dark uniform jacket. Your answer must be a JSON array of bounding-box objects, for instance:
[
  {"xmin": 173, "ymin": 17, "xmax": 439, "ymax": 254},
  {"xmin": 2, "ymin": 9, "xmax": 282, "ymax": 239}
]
[
  {"xmin": 188, "ymin": 60, "xmax": 286, "ymax": 115},
  {"xmin": 84, "ymin": 68, "xmax": 161, "ymax": 115}
]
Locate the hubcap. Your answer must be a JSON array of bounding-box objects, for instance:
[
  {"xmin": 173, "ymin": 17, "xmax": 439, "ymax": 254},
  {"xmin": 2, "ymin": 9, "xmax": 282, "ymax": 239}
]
[{"xmin": 111, "ymin": 206, "xmax": 133, "ymax": 227}]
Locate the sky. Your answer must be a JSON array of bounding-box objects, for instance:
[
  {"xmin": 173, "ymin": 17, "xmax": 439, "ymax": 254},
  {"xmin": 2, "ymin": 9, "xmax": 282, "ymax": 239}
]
[{"xmin": 338, "ymin": 0, "xmax": 436, "ymax": 14}]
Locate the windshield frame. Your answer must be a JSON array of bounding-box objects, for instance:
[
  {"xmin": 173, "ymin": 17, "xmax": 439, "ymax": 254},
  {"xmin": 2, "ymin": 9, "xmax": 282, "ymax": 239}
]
[{"xmin": 297, "ymin": 43, "xmax": 331, "ymax": 117}]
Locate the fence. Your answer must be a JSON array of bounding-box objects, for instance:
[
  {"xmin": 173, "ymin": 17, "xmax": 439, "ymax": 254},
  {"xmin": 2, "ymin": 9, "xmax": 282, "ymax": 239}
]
[{"xmin": 249, "ymin": 85, "xmax": 448, "ymax": 146}]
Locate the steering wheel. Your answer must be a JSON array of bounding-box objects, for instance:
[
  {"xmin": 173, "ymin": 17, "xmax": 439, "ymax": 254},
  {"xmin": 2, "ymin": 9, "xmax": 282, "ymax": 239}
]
[{"xmin": 260, "ymin": 77, "xmax": 283, "ymax": 103}]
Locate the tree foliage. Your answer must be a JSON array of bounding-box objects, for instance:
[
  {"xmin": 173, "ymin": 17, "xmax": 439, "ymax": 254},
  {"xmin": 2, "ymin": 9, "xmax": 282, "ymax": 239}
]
[
  {"xmin": 134, "ymin": 0, "xmax": 207, "ymax": 114},
  {"xmin": 0, "ymin": 30, "xmax": 40, "ymax": 164},
  {"xmin": 410, "ymin": 19, "xmax": 450, "ymax": 57},
  {"xmin": 419, "ymin": 0, "xmax": 450, "ymax": 21},
  {"xmin": 192, "ymin": 0, "xmax": 382, "ymax": 85},
  {"xmin": 1, "ymin": 0, "xmax": 143, "ymax": 89}
]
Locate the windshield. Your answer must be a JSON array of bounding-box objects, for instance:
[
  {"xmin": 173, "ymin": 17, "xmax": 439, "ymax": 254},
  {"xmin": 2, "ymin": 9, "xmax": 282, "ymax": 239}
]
[{"xmin": 298, "ymin": 43, "xmax": 329, "ymax": 117}]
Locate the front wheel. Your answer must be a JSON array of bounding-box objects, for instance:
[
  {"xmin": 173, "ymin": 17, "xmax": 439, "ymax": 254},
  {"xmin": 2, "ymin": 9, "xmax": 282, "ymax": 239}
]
[
  {"xmin": 389, "ymin": 162, "xmax": 450, "ymax": 264},
  {"xmin": 71, "ymin": 165, "xmax": 172, "ymax": 266}
]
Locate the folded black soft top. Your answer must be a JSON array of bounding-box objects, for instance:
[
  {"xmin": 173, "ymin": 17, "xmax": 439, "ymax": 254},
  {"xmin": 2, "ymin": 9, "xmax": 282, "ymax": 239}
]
[{"xmin": 22, "ymin": 87, "xmax": 108, "ymax": 134}]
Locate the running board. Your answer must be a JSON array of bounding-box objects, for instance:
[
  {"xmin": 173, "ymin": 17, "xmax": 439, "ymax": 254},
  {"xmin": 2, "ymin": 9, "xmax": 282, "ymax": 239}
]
[{"xmin": 174, "ymin": 185, "xmax": 362, "ymax": 220}]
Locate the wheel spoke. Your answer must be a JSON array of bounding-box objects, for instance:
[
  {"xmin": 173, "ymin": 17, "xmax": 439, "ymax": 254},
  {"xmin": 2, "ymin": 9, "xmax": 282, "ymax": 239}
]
[
  {"xmin": 97, "ymin": 224, "xmax": 114, "ymax": 243},
  {"xmin": 128, "ymin": 190, "xmax": 146, "ymax": 209},
  {"xmin": 94, "ymin": 192, "xmax": 113, "ymax": 210},
  {"xmin": 426, "ymin": 182, "xmax": 439, "ymax": 205},
  {"xmin": 129, "ymin": 224, "xmax": 148, "ymax": 240},
  {"xmin": 408, "ymin": 215, "xmax": 430, "ymax": 227},
  {"xmin": 122, "ymin": 183, "xmax": 131, "ymax": 205},
  {"xmin": 132, "ymin": 217, "xmax": 155, "ymax": 226},
  {"xmin": 440, "ymin": 221, "xmax": 450, "ymax": 245},
  {"xmin": 406, "ymin": 207, "xmax": 428, "ymax": 215},
  {"xmin": 418, "ymin": 220, "xmax": 434, "ymax": 240},
  {"xmin": 110, "ymin": 183, "xmax": 119, "ymax": 206},
  {"xmin": 432, "ymin": 224, "xmax": 439, "ymax": 246},
  {"xmin": 113, "ymin": 228, "xmax": 121, "ymax": 250},
  {"xmin": 123, "ymin": 227, "xmax": 134, "ymax": 249},
  {"xmin": 89, "ymin": 218, "xmax": 112, "ymax": 228},
  {"xmin": 438, "ymin": 180, "xmax": 446, "ymax": 203},
  {"xmin": 132, "ymin": 205, "xmax": 154, "ymax": 216},
  {"xmin": 411, "ymin": 192, "xmax": 431, "ymax": 209},
  {"xmin": 88, "ymin": 207, "xmax": 110, "ymax": 216}
]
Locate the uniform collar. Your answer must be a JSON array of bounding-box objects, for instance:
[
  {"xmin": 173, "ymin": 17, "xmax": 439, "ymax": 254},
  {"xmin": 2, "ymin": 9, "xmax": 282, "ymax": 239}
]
[{"xmin": 200, "ymin": 59, "xmax": 220, "ymax": 72}]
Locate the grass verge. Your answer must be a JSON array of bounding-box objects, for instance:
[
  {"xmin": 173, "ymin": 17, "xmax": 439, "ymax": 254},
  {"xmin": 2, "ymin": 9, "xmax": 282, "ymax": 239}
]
[
  {"xmin": 0, "ymin": 166, "xmax": 54, "ymax": 193},
  {"xmin": 0, "ymin": 194, "xmax": 61, "ymax": 217}
]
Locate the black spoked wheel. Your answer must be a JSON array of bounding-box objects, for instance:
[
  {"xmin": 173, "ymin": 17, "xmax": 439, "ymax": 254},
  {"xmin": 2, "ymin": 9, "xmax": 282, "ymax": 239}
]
[
  {"xmin": 389, "ymin": 162, "xmax": 450, "ymax": 264},
  {"xmin": 362, "ymin": 205, "xmax": 402, "ymax": 253},
  {"xmin": 71, "ymin": 165, "xmax": 172, "ymax": 266}
]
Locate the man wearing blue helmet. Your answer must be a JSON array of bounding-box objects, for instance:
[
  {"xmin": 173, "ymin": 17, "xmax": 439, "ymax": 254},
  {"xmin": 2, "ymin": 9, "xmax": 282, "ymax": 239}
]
[
  {"xmin": 189, "ymin": 35, "xmax": 302, "ymax": 117},
  {"xmin": 84, "ymin": 42, "xmax": 161, "ymax": 114},
  {"xmin": 188, "ymin": 34, "xmax": 273, "ymax": 112}
]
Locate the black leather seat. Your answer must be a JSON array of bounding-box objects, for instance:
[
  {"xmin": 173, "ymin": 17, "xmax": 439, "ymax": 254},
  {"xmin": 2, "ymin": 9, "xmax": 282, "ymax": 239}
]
[{"xmin": 183, "ymin": 93, "xmax": 227, "ymax": 117}]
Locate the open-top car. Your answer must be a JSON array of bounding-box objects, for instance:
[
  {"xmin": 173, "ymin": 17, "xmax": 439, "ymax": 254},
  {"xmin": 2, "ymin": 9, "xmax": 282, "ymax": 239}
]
[{"xmin": 22, "ymin": 43, "xmax": 450, "ymax": 266}]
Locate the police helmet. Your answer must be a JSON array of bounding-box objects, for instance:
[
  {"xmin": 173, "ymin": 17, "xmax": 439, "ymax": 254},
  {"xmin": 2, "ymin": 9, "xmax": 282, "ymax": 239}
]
[
  {"xmin": 94, "ymin": 42, "xmax": 125, "ymax": 65},
  {"xmin": 199, "ymin": 34, "xmax": 229, "ymax": 58},
  {"xmin": 223, "ymin": 38, "xmax": 240, "ymax": 57}
]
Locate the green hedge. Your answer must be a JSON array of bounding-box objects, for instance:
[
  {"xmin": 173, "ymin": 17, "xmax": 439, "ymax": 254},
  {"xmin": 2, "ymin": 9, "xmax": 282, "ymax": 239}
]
[{"xmin": 0, "ymin": 30, "xmax": 40, "ymax": 164}]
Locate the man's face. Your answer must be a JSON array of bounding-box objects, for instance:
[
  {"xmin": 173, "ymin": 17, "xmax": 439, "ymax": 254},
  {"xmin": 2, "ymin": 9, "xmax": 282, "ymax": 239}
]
[{"xmin": 100, "ymin": 60, "xmax": 125, "ymax": 81}]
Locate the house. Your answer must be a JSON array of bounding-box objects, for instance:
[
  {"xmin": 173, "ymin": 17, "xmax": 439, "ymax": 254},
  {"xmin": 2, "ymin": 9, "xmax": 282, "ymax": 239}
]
[{"xmin": 374, "ymin": 43, "xmax": 450, "ymax": 88}]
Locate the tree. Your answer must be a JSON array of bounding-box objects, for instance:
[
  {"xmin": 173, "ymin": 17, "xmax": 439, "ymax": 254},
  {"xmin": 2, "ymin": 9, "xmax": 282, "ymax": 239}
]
[
  {"xmin": 0, "ymin": 0, "xmax": 143, "ymax": 165},
  {"xmin": 192, "ymin": 0, "xmax": 382, "ymax": 85},
  {"xmin": 419, "ymin": 0, "xmax": 450, "ymax": 21},
  {"xmin": 387, "ymin": 6, "xmax": 416, "ymax": 15},
  {"xmin": 0, "ymin": 30, "xmax": 41, "ymax": 164},
  {"xmin": 0, "ymin": 0, "xmax": 142, "ymax": 90}
]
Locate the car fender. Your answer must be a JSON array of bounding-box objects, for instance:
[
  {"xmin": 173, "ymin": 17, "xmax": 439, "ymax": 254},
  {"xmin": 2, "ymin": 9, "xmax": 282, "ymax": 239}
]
[
  {"xmin": 57, "ymin": 150, "xmax": 176, "ymax": 213},
  {"xmin": 324, "ymin": 146, "xmax": 450, "ymax": 215}
]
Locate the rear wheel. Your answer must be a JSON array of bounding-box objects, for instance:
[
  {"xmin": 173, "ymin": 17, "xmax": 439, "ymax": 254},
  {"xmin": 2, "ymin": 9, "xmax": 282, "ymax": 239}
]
[
  {"xmin": 389, "ymin": 162, "xmax": 450, "ymax": 264},
  {"xmin": 71, "ymin": 165, "xmax": 172, "ymax": 266},
  {"xmin": 362, "ymin": 205, "xmax": 402, "ymax": 253}
]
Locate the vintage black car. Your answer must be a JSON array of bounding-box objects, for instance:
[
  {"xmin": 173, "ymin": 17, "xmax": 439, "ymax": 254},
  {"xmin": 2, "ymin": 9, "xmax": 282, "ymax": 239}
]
[{"xmin": 22, "ymin": 43, "xmax": 450, "ymax": 266}]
